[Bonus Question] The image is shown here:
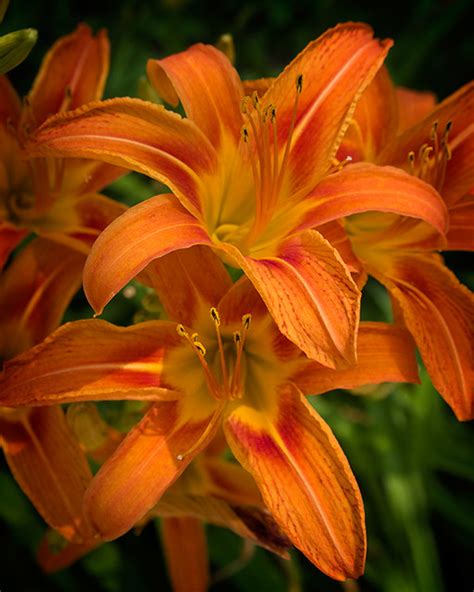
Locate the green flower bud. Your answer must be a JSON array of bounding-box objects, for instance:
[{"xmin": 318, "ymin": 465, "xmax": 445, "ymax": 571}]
[{"xmin": 0, "ymin": 28, "xmax": 37, "ymax": 74}]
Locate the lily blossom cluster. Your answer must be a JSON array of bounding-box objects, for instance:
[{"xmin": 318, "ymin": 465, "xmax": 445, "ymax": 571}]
[{"xmin": 0, "ymin": 20, "xmax": 472, "ymax": 590}]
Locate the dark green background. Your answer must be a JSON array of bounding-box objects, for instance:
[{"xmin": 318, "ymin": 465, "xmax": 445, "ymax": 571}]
[{"xmin": 1, "ymin": 0, "xmax": 473, "ymax": 590}]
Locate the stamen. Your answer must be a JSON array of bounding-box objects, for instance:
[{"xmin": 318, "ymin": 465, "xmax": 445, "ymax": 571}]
[
  {"xmin": 230, "ymin": 314, "xmax": 252, "ymax": 397},
  {"xmin": 176, "ymin": 400, "xmax": 226, "ymax": 461},
  {"xmin": 177, "ymin": 323, "xmax": 221, "ymax": 399},
  {"xmin": 210, "ymin": 307, "xmax": 229, "ymax": 389},
  {"xmin": 274, "ymin": 74, "xmax": 303, "ymax": 199},
  {"xmin": 406, "ymin": 118, "xmax": 452, "ymax": 191}
]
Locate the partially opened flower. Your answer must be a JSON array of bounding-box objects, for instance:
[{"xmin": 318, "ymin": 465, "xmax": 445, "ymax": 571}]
[
  {"xmin": 336, "ymin": 68, "xmax": 474, "ymax": 420},
  {"xmin": 0, "ymin": 23, "xmax": 125, "ymax": 268},
  {"xmin": 26, "ymin": 23, "xmax": 448, "ymax": 368},
  {"xmin": 0, "ymin": 246, "xmax": 420, "ymax": 580}
]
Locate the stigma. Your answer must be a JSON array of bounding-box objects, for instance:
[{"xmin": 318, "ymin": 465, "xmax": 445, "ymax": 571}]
[{"xmin": 407, "ymin": 120, "xmax": 452, "ymax": 190}]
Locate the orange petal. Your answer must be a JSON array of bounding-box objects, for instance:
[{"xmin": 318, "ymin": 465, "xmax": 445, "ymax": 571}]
[
  {"xmin": 300, "ymin": 162, "xmax": 448, "ymax": 237},
  {"xmin": 316, "ymin": 220, "xmax": 366, "ymax": 283},
  {"xmin": 26, "ymin": 24, "xmax": 109, "ymax": 128},
  {"xmin": 373, "ymin": 253, "xmax": 474, "ymax": 420},
  {"xmin": 0, "ymin": 222, "xmax": 27, "ymax": 269},
  {"xmin": 202, "ymin": 456, "xmax": 263, "ymax": 507},
  {"xmin": 156, "ymin": 492, "xmax": 289, "ymax": 558},
  {"xmin": 445, "ymin": 193, "xmax": 474, "ymax": 251},
  {"xmin": 0, "ymin": 74, "xmax": 21, "ymax": 122},
  {"xmin": 262, "ymin": 22, "xmax": 392, "ymax": 193},
  {"xmin": 27, "ymin": 98, "xmax": 218, "ymax": 218},
  {"xmin": 141, "ymin": 245, "xmax": 232, "ymax": 325},
  {"xmin": 0, "ymin": 319, "xmax": 181, "ymax": 406},
  {"xmin": 37, "ymin": 534, "xmax": 98, "ymax": 573},
  {"xmin": 0, "ymin": 406, "xmax": 93, "ymax": 542},
  {"xmin": 147, "ymin": 43, "xmax": 243, "ymax": 149},
  {"xmin": 58, "ymin": 160, "xmax": 125, "ymax": 197},
  {"xmin": 291, "ymin": 321, "xmax": 419, "ymax": 394},
  {"xmin": 83, "ymin": 194, "xmax": 211, "ymax": 315},
  {"xmin": 224, "ymin": 382, "xmax": 366, "ymax": 580},
  {"xmin": 396, "ymin": 86, "xmax": 437, "ymax": 133},
  {"xmin": 219, "ymin": 229, "xmax": 360, "ymax": 368},
  {"xmin": 37, "ymin": 192, "xmax": 127, "ymax": 255},
  {"xmin": 0, "ymin": 238, "xmax": 84, "ymax": 360},
  {"xmin": 161, "ymin": 517, "xmax": 209, "ymax": 592},
  {"xmin": 379, "ymin": 81, "xmax": 474, "ymax": 205},
  {"xmin": 83, "ymin": 399, "xmax": 220, "ymax": 540},
  {"xmin": 338, "ymin": 66, "xmax": 398, "ymax": 162},
  {"xmin": 242, "ymin": 77, "xmax": 273, "ymax": 97}
]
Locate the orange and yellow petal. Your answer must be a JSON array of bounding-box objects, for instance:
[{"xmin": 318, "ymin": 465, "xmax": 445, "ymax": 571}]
[
  {"xmin": 147, "ymin": 43, "xmax": 243, "ymax": 150},
  {"xmin": 83, "ymin": 194, "xmax": 212, "ymax": 315},
  {"xmin": 0, "ymin": 406, "xmax": 93, "ymax": 542},
  {"xmin": 374, "ymin": 253, "xmax": 474, "ymax": 420},
  {"xmin": 292, "ymin": 321, "xmax": 419, "ymax": 394},
  {"xmin": 161, "ymin": 517, "xmax": 209, "ymax": 592},
  {"xmin": 224, "ymin": 382, "xmax": 366, "ymax": 580},
  {"xmin": 0, "ymin": 238, "xmax": 84, "ymax": 360},
  {"xmin": 219, "ymin": 229, "xmax": 360, "ymax": 368},
  {"xmin": 28, "ymin": 98, "xmax": 218, "ymax": 218},
  {"xmin": 0, "ymin": 319, "xmax": 182, "ymax": 406},
  {"xmin": 300, "ymin": 163, "xmax": 448, "ymax": 237},
  {"xmin": 262, "ymin": 22, "xmax": 392, "ymax": 194},
  {"xmin": 83, "ymin": 399, "xmax": 221, "ymax": 540},
  {"xmin": 26, "ymin": 23, "xmax": 109, "ymax": 128}
]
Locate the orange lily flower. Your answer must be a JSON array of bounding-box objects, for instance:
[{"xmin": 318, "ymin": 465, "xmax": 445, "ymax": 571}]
[
  {"xmin": 38, "ymin": 425, "xmax": 290, "ymax": 592},
  {"xmin": 0, "ymin": 246, "xmax": 420, "ymax": 580},
  {"xmin": 336, "ymin": 67, "xmax": 474, "ymax": 420},
  {"xmin": 0, "ymin": 23, "xmax": 125, "ymax": 268},
  {"xmin": 25, "ymin": 23, "xmax": 448, "ymax": 368}
]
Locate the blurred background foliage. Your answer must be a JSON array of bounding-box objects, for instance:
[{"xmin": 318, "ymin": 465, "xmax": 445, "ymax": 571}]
[{"xmin": 1, "ymin": 0, "xmax": 473, "ymax": 590}]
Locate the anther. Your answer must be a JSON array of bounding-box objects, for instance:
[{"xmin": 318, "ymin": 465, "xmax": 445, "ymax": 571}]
[
  {"xmin": 177, "ymin": 324, "xmax": 188, "ymax": 337},
  {"xmin": 194, "ymin": 342, "xmax": 206, "ymax": 356},
  {"xmin": 241, "ymin": 126, "xmax": 249, "ymax": 142},
  {"xmin": 430, "ymin": 120, "xmax": 438, "ymax": 141},
  {"xmin": 233, "ymin": 331, "xmax": 241, "ymax": 345},
  {"xmin": 296, "ymin": 74, "xmax": 303, "ymax": 94},
  {"xmin": 240, "ymin": 96, "xmax": 249, "ymax": 114},
  {"xmin": 242, "ymin": 314, "xmax": 252, "ymax": 329},
  {"xmin": 210, "ymin": 307, "xmax": 221, "ymax": 325}
]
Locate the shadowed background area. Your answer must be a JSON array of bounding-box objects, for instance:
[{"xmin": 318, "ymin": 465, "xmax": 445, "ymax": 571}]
[{"xmin": 1, "ymin": 0, "xmax": 473, "ymax": 590}]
